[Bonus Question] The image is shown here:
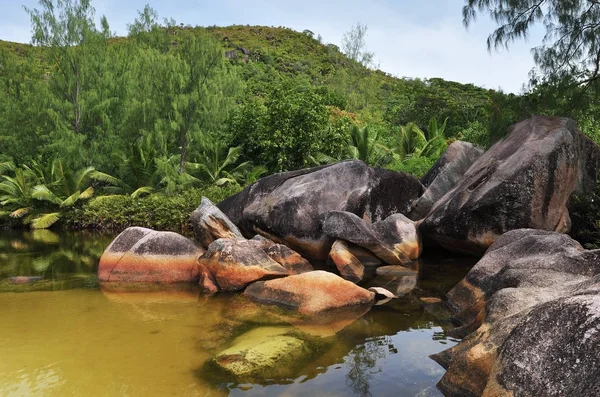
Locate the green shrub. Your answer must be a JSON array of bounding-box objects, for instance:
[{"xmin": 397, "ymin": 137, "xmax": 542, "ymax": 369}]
[
  {"xmin": 386, "ymin": 156, "xmax": 435, "ymax": 179},
  {"xmin": 63, "ymin": 185, "xmax": 242, "ymax": 234}
]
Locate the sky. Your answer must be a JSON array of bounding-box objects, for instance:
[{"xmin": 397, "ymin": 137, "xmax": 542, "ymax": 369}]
[{"xmin": 0, "ymin": 0, "xmax": 545, "ymax": 94}]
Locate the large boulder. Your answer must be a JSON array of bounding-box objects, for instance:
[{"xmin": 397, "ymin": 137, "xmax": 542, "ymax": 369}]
[
  {"xmin": 409, "ymin": 141, "xmax": 483, "ymax": 220},
  {"xmin": 243, "ymin": 270, "xmax": 375, "ymax": 316},
  {"xmin": 421, "ymin": 116, "xmax": 600, "ymax": 255},
  {"xmin": 98, "ymin": 227, "xmax": 202, "ymax": 283},
  {"xmin": 218, "ymin": 160, "xmax": 423, "ymax": 260},
  {"xmin": 190, "ymin": 197, "xmax": 244, "ymax": 249},
  {"xmin": 432, "ymin": 229, "xmax": 600, "ymax": 397},
  {"xmin": 322, "ymin": 211, "xmax": 421, "ymax": 265},
  {"xmin": 199, "ymin": 238, "xmax": 290, "ymax": 292}
]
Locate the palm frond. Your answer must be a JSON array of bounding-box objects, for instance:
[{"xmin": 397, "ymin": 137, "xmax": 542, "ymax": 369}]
[
  {"xmin": 32, "ymin": 185, "xmax": 63, "ymax": 205},
  {"xmin": 0, "ymin": 162, "xmax": 15, "ymax": 175},
  {"xmin": 78, "ymin": 186, "xmax": 94, "ymax": 200},
  {"xmin": 90, "ymin": 170, "xmax": 127, "ymax": 188},
  {"xmin": 130, "ymin": 186, "xmax": 153, "ymax": 198},
  {"xmin": 31, "ymin": 212, "xmax": 60, "ymax": 229},
  {"xmin": 61, "ymin": 191, "xmax": 82, "ymax": 207},
  {"xmin": 10, "ymin": 207, "xmax": 30, "ymax": 218}
]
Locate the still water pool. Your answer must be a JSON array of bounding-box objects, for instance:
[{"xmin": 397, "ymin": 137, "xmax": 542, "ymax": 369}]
[{"xmin": 0, "ymin": 230, "xmax": 475, "ymax": 397}]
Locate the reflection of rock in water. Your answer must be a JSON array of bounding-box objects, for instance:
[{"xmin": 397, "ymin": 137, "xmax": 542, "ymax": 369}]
[{"xmin": 369, "ymin": 265, "xmax": 418, "ymax": 296}]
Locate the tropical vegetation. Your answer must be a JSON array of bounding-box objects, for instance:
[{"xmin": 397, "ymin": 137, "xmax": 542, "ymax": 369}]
[{"xmin": 0, "ymin": 0, "xmax": 599, "ymax": 240}]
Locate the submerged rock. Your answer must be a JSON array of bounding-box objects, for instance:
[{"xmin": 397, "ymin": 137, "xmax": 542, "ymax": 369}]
[
  {"xmin": 421, "ymin": 116, "xmax": 600, "ymax": 255},
  {"xmin": 98, "ymin": 227, "xmax": 202, "ymax": 283},
  {"xmin": 199, "ymin": 238, "xmax": 289, "ymax": 292},
  {"xmin": 212, "ymin": 326, "xmax": 312, "ymax": 380},
  {"xmin": 409, "ymin": 141, "xmax": 483, "ymax": 220},
  {"xmin": 322, "ymin": 211, "xmax": 421, "ymax": 265},
  {"xmin": 190, "ymin": 197, "xmax": 244, "ymax": 249},
  {"xmin": 432, "ymin": 229, "xmax": 600, "ymax": 397},
  {"xmin": 218, "ymin": 160, "xmax": 423, "ymax": 260},
  {"xmin": 243, "ymin": 270, "xmax": 375, "ymax": 316}
]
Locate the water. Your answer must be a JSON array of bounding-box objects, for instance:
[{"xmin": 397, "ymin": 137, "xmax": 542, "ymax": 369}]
[{"xmin": 0, "ymin": 230, "xmax": 476, "ymax": 397}]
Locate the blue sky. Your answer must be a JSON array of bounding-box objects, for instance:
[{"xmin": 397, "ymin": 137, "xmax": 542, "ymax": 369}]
[{"xmin": 0, "ymin": 0, "xmax": 544, "ymax": 93}]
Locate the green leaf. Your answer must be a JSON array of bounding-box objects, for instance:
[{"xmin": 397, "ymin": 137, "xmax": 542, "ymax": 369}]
[
  {"xmin": 32, "ymin": 185, "xmax": 63, "ymax": 205},
  {"xmin": 31, "ymin": 213, "xmax": 60, "ymax": 229}
]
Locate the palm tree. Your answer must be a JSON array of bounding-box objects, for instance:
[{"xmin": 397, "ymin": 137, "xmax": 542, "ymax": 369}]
[
  {"xmin": 0, "ymin": 159, "xmax": 122, "ymax": 229},
  {"xmin": 186, "ymin": 133, "xmax": 257, "ymax": 186},
  {"xmin": 311, "ymin": 125, "xmax": 393, "ymax": 167},
  {"xmin": 394, "ymin": 117, "xmax": 448, "ymax": 161}
]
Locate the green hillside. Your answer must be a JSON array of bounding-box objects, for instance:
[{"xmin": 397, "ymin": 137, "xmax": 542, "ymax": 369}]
[{"xmin": 0, "ymin": 2, "xmax": 598, "ymax": 232}]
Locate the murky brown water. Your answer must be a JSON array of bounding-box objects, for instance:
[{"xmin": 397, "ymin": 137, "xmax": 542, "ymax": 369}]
[{"xmin": 0, "ymin": 230, "xmax": 476, "ymax": 397}]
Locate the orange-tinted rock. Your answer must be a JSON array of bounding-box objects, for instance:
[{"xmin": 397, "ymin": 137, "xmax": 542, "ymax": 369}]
[
  {"xmin": 433, "ymin": 229, "xmax": 600, "ymax": 396},
  {"xmin": 243, "ymin": 270, "xmax": 375, "ymax": 316},
  {"xmin": 251, "ymin": 235, "xmax": 314, "ymax": 274},
  {"xmin": 199, "ymin": 238, "xmax": 289, "ymax": 292},
  {"xmin": 198, "ymin": 262, "xmax": 219, "ymax": 294},
  {"xmin": 98, "ymin": 227, "xmax": 202, "ymax": 283},
  {"xmin": 329, "ymin": 239, "xmax": 367, "ymax": 283},
  {"xmin": 190, "ymin": 197, "xmax": 244, "ymax": 249},
  {"xmin": 322, "ymin": 211, "xmax": 422, "ymax": 265}
]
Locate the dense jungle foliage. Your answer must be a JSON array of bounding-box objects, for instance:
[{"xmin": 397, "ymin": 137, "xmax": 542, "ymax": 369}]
[{"xmin": 1, "ymin": 1, "xmax": 599, "ymax": 239}]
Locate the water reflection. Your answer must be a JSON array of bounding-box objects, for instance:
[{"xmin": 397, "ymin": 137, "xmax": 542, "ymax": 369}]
[
  {"xmin": 0, "ymin": 229, "xmax": 114, "ymax": 292},
  {"xmin": 0, "ymin": 230, "xmax": 477, "ymax": 397}
]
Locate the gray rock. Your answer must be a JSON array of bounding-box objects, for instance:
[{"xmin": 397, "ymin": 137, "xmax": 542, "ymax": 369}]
[
  {"xmin": 409, "ymin": 141, "xmax": 483, "ymax": 220},
  {"xmin": 432, "ymin": 229, "xmax": 600, "ymax": 397},
  {"xmin": 250, "ymin": 235, "xmax": 314, "ymax": 274},
  {"xmin": 199, "ymin": 238, "xmax": 289, "ymax": 292},
  {"xmin": 420, "ymin": 116, "xmax": 600, "ymax": 255},
  {"xmin": 98, "ymin": 227, "xmax": 202, "ymax": 283},
  {"xmin": 322, "ymin": 211, "xmax": 421, "ymax": 265},
  {"xmin": 218, "ymin": 160, "xmax": 423, "ymax": 260},
  {"xmin": 190, "ymin": 197, "xmax": 244, "ymax": 249}
]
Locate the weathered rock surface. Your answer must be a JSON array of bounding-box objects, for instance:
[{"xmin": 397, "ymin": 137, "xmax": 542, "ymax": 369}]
[
  {"xmin": 409, "ymin": 141, "xmax": 483, "ymax": 220},
  {"xmin": 421, "ymin": 116, "xmax": 600, "ymax": 255},
  {"xmin": 329, "ymin": 239, "xmax": 369, "ymax": 283},
  {"xmin": 432, "ymin": 229, "xmax": 600, "ymax": 397},
  {"xmin": 190, "ymin": 197, "xmax": 244, "ymax": 248},
  {"xmin": 251, "ymin": 235, "xmax": 314, "ymax": 274},
  {"xmin": 98, "ymin": 227, "xmax": 202, "ymax": 283},
  {"xmin": 199, "ymin": 238, "xmax": 289, "ymax": 292},
  {"xmin": 322, "ymin": 211, "xmax": 421, "ymax": 265},
  {"xmin": 244, "ymin": 270, "xmax": 375, "ymax": 316},
  {"xmin": 218, "ymin": 160, "xmax": 423, "ymax": 260},
  {"xmin": 211, "ymin": 326, "xmax": 311, "ymax": 380}
]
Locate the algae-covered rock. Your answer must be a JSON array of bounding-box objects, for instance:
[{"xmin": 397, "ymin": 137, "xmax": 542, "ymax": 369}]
[{"xmin": 212, "ymin": 326, "xmax": 311, "ymax": 380}]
